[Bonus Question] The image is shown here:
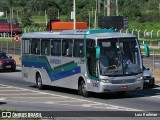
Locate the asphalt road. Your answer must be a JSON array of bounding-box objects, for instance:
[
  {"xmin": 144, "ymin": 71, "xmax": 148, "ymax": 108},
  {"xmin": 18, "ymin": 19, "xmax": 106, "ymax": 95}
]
[{"xmin": 0, "ymin": 69, "xmax": 160, "ymax": 120}]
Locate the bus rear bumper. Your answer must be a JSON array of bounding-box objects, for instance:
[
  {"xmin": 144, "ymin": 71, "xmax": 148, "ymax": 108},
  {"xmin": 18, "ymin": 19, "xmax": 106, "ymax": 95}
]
[{"xmin": 98, "ymin": 81, "xmax": 143, "ymax": 93}]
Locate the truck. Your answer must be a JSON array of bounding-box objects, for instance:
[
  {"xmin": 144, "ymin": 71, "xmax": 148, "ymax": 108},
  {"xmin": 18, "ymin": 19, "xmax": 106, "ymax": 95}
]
[
  {"xmin": 47, "ymin": 19, "xmax": 87, "ymax": 31},
  {"xmin": 0, "ymin": 18, "xmax": 21, "ymax": 35}
]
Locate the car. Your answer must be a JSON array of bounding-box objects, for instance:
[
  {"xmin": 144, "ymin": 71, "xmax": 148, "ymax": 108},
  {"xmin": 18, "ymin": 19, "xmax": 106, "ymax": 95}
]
[
  {"xmin": 0, "ymin": 51, "xmax": 16, "ymax": 71},
  {"xmin": 143, "ymin": 66, "xmax": 155, "ymax": 88}
]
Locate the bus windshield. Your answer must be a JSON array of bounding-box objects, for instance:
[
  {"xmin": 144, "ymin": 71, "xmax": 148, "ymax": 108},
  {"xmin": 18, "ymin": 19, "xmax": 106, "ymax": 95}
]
[{"xmin": 98, "ymin": 38, "xmax": 142, "ymax": 76}]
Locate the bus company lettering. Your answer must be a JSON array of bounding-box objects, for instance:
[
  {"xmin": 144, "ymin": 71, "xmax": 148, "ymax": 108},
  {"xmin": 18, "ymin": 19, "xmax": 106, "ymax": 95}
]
[{"xmin": 50, "ymin": 59, "xmax": 61, "ymax": 64}]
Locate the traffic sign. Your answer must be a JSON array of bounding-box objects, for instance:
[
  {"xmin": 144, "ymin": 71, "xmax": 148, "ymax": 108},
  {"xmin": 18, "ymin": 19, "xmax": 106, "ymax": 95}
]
[{"xmin": 13, "ymin": 35, "xmax": 21, "ymax": 42}]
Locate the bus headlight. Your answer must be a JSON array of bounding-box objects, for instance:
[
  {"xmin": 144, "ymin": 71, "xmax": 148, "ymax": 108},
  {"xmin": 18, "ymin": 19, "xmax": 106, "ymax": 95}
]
[{"xmin": 101, "ymin": 79, "xmax": 111, "ymax": 83}]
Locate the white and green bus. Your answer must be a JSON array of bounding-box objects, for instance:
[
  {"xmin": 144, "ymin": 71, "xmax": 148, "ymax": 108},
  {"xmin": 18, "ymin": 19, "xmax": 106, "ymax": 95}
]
[{"xmin": 21, "ymin": 29, "xmax": 149, "ymax": 97}]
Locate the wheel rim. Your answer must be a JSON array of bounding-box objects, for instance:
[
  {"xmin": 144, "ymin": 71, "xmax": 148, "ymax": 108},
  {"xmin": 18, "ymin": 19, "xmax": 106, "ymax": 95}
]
[
  {"xmin": 82, "ymin": 81, "xmax": 86, "ymax": 95},
  {"xmin": 37, "ymin": 76, "xmax": 42, "ymax": 87}
]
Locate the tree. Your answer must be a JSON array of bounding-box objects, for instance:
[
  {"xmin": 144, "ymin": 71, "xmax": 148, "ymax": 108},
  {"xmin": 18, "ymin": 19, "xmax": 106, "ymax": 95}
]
[
  {"xmin": 21, "ymin": 8, "xmax": 33, "ymax": 27},
  {"xmin": 119, "ymin": 0, "xmax": 142, "ymax": 22},
  {"xmin": 47, "ymin": 7, "xmax": 58, "ymax": 19}
]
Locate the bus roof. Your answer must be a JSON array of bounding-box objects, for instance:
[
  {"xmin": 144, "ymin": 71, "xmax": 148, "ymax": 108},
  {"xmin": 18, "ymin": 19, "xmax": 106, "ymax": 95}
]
[{"xmin": 22, "ymin": 29, "xmax": 136, "ymax": 40}]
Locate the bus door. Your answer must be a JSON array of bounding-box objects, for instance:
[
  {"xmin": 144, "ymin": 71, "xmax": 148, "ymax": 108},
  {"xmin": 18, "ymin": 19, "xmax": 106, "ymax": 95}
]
[{"xmin": 86, "ymin": 40, "xmax": 99, "ymax": 91}]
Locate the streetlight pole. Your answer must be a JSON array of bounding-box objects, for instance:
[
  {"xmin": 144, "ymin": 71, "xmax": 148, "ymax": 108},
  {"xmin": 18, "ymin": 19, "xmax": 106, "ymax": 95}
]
[{"xmin": 73, "ymin": 0, "xmax": 76, "ymax": 30}]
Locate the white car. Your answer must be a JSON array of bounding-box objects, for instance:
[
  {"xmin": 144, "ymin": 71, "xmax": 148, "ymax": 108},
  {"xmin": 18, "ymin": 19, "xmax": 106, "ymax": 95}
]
[{"xmin": 143, "ymin": 66, "xmax": 155, "ymax": 88}]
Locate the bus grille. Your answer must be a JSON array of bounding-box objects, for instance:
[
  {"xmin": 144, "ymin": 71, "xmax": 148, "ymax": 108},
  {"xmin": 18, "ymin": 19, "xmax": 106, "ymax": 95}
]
[{"xmin": 111, "ymin": 79, "xmax": 136, "ymax": 84}]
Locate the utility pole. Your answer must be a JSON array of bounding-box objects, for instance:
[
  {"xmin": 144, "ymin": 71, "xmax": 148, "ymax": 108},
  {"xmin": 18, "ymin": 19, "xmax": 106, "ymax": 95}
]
[
  {"xmin": 98, "ymin": 0, "xmax": 101, "ymax": 13},
  {"xmin": 104, "ymin": 0, "xmax": 107, "ymax": 16},
  {"xmin": 107, "ymin": 0, "xmax": 110, "ymax": 16},
  {"xmin": 17, "ymin": 10, "xmax": 18, "ymax": 19},
  {"xmin": 88, "ymin": 11, "xmax": 91, "ymax": 29},
  {"xmin": 73, "ymin": 0, "xmax": 76, "ymax": 30},
  {"xmin": 116, "ymin": 0, "xmax": 119, "ymax": 16},
  {"xmin": 6, "ymin": 11, "xmax": 7, "ymax": 19},
  {"xmin": 94, "ymin": 10, "xmax": 97, "ymax": 29},
  {"xmin": 58, "ymin": 9, "xmax": 59, "ymax": 19},
  {"xmin": 45, "ymin": 10, "xmax": 47, "ymax": 25},
  {"xmin": 10, "ymin": 7, "xmax": 13, "ymax": 38},
  {"xmin": 10, "ymin": 0, "xmax": 13, "ymax": 38}
]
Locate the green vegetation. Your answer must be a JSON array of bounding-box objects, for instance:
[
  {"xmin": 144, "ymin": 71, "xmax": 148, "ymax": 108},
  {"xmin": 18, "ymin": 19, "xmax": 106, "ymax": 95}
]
[
  {"xmin": 0, "ymin": 0, "xmax": 159, "ymax": 31},
  {"xmin": 0, "ymin": 38, "xmax": 13, "ymax": 42}
]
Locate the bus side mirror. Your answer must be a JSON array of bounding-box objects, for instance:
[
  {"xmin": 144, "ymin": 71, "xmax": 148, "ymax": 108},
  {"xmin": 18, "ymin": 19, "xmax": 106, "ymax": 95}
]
[
  {"xmin": 94, "ymin": 46, "xmax": 100, "ymax": 59},
  {"xmin": 140, "ymin": 43, "xmax": 150, "ymax": 57}
]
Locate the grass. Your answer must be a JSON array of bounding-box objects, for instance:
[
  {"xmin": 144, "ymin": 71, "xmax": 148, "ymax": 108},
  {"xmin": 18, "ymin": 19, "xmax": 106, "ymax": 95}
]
[
  {"xmin": 129, "ymin": 21, "xmax": 160, "ymax": 32},
  {"xmin": 31, "ymin": 15, "xmax": 46, "ymax": 23},
  {"xmin": 0, "ymin": 38, "xmax": 14, "ymax": 42}
]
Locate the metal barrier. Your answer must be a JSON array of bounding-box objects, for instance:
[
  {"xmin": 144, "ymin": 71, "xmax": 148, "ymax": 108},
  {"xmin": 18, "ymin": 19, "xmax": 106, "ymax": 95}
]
[{"xmin": 0, "ymin": 40, "xmax": 21, "ymax": 55}]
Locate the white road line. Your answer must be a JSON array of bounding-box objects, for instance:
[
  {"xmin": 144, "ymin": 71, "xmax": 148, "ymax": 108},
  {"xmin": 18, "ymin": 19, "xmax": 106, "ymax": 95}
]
[
  {"xmin": 12, "ymin": 96, "xmax": 72, "ymax": 99},
  {"xmin": 0, "ymin": 83, "xmax": 143, "ymax": 111},
  {"xmin": 0, "ymin": 97, "xmax": 6, "ymax": 101},
  {"xmin": 151, "ymin": 96, "xmax": 160, "ymax": 99},
  {"xmin": 0, "ymin": 86, "xmax": 13, "ymax": 88},
  {"xmin": 0, "ymin": 90, "xmax": 30, "ymax": 92},
  {"xmin": 0, "ymin": 93, "xmax": 42, "ymax": 95},
  {"xmin": 128, "ymin": 92, "xmax": 160, "ymax": 99},
  {"xmin": 44, "ymin": 101, "xmax": 83, "ymax": 103},
  {"xmin": 0, "ymin": 84, "xmax": 73, "ymax": 98}
]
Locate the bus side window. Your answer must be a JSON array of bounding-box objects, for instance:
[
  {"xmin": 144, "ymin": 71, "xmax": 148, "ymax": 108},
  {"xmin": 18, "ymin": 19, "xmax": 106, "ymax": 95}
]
[
  {"xmin": 41, "ymin": 40, "xmax": 50, "ymax": 55},
  {"xmin": 62, "ymin": 39, "xmax": 73, "ymax": 57},
  {"xmin": 51, "ymin": 40, "xmax": 61, "ymax": 56},
  {"xmin": 73, "ymin": 39, "xmax": 84, "ymax": 57},
  {"xmin": 31, "ymin": 39, "xmax": 40, "ymax": 55},
  {"xmin": 22, "ymin": 40, "xmax": 30, "ymax": 54}
]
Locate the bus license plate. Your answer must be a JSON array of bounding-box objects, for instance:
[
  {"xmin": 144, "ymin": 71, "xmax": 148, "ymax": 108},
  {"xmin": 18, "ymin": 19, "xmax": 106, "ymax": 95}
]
[{"xmin": 120, "ymin": 86, "xmax": 128, "ymax": 89}]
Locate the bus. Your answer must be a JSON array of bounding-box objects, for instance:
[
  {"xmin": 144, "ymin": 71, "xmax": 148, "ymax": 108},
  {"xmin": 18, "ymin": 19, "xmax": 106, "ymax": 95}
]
[{"xmin": 21, "ymin": 29, "xmax": 149, "ymax": 97}]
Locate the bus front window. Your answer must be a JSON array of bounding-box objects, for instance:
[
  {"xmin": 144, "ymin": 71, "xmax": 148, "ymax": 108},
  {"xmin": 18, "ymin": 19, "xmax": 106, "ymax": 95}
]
[{"xmin": 99, "ymin": 38, "xmax": 142, "ymax": 76}]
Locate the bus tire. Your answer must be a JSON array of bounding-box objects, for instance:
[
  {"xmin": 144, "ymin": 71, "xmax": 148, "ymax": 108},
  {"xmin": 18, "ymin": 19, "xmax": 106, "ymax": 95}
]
[
  {"xmin": 36, "ymin": 74, "xmax": 43, "ymax": 90},
  {"xmin": 78, "ymin": 80, "xmax": 90, "ymax": 97}
]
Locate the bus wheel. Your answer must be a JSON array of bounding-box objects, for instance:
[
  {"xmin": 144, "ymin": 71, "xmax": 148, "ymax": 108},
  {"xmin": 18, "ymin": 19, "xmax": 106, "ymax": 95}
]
[
  {"xmin": 36, "ymin": 74, "xmax": 43, "ymax": 90},
  {"xmin": 78, "ymin": 80, "xmax": 89, "ymax": 97}
]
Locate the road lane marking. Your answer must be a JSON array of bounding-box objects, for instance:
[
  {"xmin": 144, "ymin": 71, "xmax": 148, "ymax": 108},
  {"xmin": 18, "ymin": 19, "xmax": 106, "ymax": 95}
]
[
  {"xmin": 0, "ymin": 86, "xmax": 13, "ymax": 88},
  {"xmin": 0, "ymin": 93, "xmax": 43, "ymax": 95},
  {"xmin": 0, "ymin": 97, "xmax": 6, "ymax": 101},
  {"xmin": 0, "ymin": 83, "xmax": 143, "ymax": 111},
  {"xmin": 128, "ymin": 92, "xmax": 160, "ymax": 99},
  {"xmin": 0, "ymin": 90, "xmax": 30, "ymax": 91}
]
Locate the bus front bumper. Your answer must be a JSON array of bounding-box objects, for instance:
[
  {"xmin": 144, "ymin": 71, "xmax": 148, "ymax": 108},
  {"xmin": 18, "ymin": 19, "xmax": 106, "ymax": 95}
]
[{"xmin": 98, "ymin": 80, "xmax": 143, "ymax": 93}]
